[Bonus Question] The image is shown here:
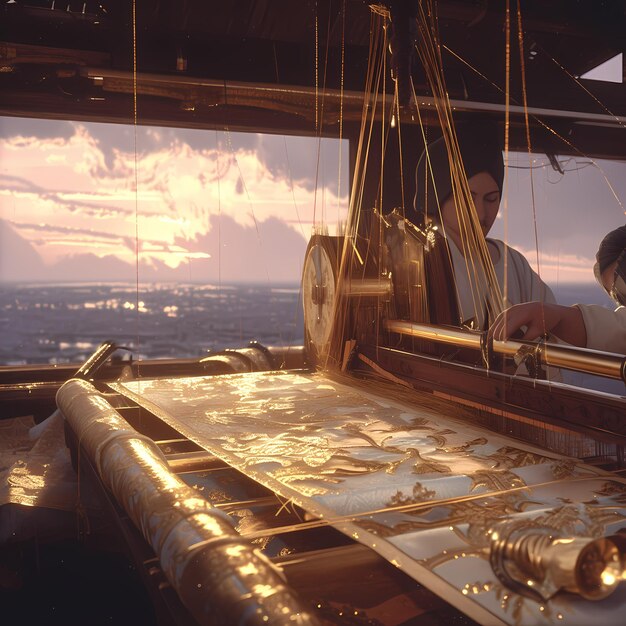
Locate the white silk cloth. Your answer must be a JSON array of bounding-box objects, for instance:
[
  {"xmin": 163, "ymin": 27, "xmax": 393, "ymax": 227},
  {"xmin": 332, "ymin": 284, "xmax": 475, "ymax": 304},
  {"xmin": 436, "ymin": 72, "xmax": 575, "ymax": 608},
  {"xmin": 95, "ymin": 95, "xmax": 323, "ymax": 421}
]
[
  {"xmin": 109, "ymin": 372, "xmax": 626, "ymax": 626},
  {"xmin": 0, "ymin": 410, "xmax": 77, "ymax": 513}
]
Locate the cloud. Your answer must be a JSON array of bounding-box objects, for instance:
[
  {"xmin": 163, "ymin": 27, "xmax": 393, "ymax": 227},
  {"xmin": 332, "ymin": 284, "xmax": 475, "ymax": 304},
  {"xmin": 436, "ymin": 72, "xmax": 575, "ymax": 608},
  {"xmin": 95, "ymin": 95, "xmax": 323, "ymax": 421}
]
[
  {"xmin": 8, "ymin": 220, "xmax": 136, "ymax": 250},
  {"xmin": 255, "ymin": 133, "xmax": 349, "ymax": 196},
  {"xmin": 46, "ymin": 253, "xmax": 136, "ymax": 283},
  {"xmin": 496, "ymin": 154, "xmax": 626, "ymax": 252},
  {"xmin": 74, "ymin": 122, "xmax": 136, "ymax": 170},
  {"xmin": 81, "ymin": 123, "xmax": 348, "ymax": 199},
  {"xmin": 0, "ymin": 116, "xmax": 345, "ymax": 278},
  {"xmin": 0, "ymin": 174, "xmax": 133, "ymax": 219},
  {"xmin": 81, "ymin": 124, "xmax": 260, "ymax": 174},
  {"xmin": 0, "ymin": 219, "xmax": 44, "ymax": 282},
  {"xmin": 7, "ymin": 220, "xmax": 198, "ymax": 261},
  {"xmin": 0, "ymin": 117, "xmax": 75, "ymax": 141},
  {"xmin": 174, "ymin": 214, "xmax": 308, "ymax": 283},
  {"xmin": 0, "ymin": 212, "xmax": 307, "ymax": 284},
  {"xmin": 508, "ymin": 244, "xmax": 597, "ymax": 284},
  {"xmin": 33, "ymin": 252, "xmax": 192, "ymax": 283}
]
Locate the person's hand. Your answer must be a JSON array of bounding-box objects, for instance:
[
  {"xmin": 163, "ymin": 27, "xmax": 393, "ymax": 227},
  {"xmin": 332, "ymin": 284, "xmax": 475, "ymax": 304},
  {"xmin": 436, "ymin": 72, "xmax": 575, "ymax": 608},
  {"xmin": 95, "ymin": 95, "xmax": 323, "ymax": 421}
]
[{"xmin": 490, "ymin": 302, "xmax": 563, "ymax": 342}]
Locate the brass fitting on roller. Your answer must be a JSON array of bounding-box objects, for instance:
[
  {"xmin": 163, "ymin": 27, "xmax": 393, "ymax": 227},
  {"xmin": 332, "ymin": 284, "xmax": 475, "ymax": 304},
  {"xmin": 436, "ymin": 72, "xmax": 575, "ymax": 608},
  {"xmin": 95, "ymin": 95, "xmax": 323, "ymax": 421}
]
[{"xmin": 489, "ymin": 521, "xmax": 625, "ymax": 602}]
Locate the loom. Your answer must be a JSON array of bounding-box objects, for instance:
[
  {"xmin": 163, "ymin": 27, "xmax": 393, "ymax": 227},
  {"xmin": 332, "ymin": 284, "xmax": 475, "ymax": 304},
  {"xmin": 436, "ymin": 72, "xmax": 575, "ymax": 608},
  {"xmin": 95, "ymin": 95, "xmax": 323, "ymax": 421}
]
[
  {"xmin": 53, "ymin": 365, "xmax": 626, "ymax": 626},
  {"xmin": 2, "ymin": 1, "xmax": 626, "ymax": 625}
]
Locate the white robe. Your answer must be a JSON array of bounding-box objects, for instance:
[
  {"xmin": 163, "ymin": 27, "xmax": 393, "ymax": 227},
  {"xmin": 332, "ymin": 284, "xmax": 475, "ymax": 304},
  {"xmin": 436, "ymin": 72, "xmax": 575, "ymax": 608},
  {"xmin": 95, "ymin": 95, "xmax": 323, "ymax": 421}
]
[
  {"xmin": 447, "ymin": 238, "xmax": 557, "ymax": 329},
  {"xmin": 576, "ymin": 304, "xmax": 626, "ymax": 354}
]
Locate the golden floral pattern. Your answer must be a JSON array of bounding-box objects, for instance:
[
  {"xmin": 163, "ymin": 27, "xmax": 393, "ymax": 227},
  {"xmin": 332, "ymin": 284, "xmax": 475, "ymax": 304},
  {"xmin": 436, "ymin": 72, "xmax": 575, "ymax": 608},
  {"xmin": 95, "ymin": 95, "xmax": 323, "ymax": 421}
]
[{"xmin": 111, "ymin": 372, "xmax": 626, "ymax": 626}]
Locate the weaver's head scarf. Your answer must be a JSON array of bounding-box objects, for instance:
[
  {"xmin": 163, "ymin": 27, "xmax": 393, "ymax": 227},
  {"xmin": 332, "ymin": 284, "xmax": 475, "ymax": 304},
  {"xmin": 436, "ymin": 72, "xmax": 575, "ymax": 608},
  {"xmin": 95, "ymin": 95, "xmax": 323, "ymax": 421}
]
[{"xmin": 413, "ymin": 121, "xmax": 504, "ymax": 224}]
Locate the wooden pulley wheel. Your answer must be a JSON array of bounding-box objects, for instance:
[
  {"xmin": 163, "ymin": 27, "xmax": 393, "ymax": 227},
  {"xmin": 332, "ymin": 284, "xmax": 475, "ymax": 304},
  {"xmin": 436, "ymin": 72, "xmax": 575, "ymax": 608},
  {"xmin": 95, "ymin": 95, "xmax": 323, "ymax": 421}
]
[{"xmin": 301, "ymin": 235, "xmax": 344, "ymax": 366}]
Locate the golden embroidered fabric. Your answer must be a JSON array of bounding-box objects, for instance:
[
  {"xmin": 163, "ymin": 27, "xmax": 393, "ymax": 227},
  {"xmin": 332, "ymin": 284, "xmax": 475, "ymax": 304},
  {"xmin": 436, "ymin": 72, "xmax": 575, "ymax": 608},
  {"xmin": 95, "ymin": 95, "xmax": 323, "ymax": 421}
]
[
  {"xmin": 110, "ymin": 372, "xmax": 626, "ymax": 625},
  {"xmin": 0, "ymin": 410, "xmax": 77, "ymax": 511}
]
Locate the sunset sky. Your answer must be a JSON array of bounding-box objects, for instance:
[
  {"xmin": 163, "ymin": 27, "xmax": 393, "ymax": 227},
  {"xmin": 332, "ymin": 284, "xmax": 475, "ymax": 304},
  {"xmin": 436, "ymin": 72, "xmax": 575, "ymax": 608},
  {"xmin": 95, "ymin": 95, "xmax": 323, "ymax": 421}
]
[
  {"xmin": 0, "ymin": 115, "xmax": 351, "ymax": 283},
  {"xmin": 0, "ymin": 114, "xmax": 625, "ymax": 285}
]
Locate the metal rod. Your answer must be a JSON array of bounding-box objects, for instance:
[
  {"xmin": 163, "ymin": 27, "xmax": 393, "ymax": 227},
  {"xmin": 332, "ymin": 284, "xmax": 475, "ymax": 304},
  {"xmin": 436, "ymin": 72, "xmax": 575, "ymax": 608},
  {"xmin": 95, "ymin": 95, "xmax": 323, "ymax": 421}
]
[
  {"xmin": 215, "ymin": 496, "xmax": 282, "ymax": 512},
  {"xmin": 345, "ymin": 277, "xmax": 392, "ymax": 298},
  {"xmin": 496, "ymin": 339, "xmax": 626, "ymax": 380},
  {"xmin": 165, "ymin": 450, "xmax": 227, "ymax": 473},
  {"xmin": 155, "ymin": 437, "xmax": 189, "ymax": 445},
  {"xmin": 83, "ymin": 68, "xmax": 626, "ymax": 128},
  {"xmin": 384, "ymin": 320, "xmax": 483, "ymax": 350},
  {"xmin": 384, "ymin": 319, "xmax": 626, "ymax": 382}
]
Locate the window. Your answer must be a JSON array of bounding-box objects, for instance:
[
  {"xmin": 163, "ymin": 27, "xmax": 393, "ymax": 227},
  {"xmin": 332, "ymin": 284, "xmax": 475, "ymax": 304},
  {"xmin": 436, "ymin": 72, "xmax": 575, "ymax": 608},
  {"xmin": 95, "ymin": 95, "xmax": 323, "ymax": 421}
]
[{"xmin": 0, "ymin": 116, "xmax": 349, "ymax": 364}]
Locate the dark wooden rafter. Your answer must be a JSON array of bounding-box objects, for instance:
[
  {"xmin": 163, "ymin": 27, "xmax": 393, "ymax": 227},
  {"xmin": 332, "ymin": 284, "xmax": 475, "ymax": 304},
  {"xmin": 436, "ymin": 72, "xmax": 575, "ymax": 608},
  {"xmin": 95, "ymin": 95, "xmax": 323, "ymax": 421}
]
[{"xmin": 1, "ymin": 1, "xmax": 625, "ymax": 158}]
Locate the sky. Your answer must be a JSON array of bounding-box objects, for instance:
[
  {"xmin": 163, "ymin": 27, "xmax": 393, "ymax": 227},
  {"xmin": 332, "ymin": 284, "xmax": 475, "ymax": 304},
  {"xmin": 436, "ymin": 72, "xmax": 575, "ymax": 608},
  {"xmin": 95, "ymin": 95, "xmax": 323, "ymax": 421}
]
[
  {"xmin": 492, "ymin": 150, "xmax": 626, "ymax": 285},
  {"xmin": 0, "ymin": 116, "xmax": 349, "ymax": 284},
  {"xmin": 0, "ymin": 115, "xmax": 625, "ymax": 286}
]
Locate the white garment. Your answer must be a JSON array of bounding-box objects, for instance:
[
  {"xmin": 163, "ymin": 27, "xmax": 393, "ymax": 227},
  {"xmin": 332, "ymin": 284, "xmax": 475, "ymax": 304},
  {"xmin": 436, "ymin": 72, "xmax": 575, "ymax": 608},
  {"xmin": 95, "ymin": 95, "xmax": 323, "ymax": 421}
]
[
  {"xmin": 448, "ymin": 238, "xmax": 556, "ymax": 328},
  {"xmin": 576, "ymin": 303, "xmax": 626, "ymax": 354}
]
